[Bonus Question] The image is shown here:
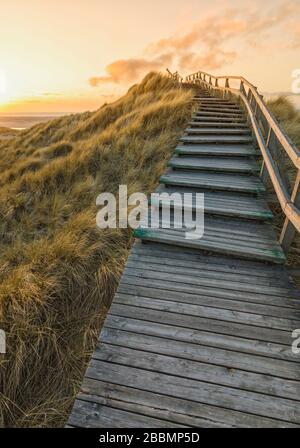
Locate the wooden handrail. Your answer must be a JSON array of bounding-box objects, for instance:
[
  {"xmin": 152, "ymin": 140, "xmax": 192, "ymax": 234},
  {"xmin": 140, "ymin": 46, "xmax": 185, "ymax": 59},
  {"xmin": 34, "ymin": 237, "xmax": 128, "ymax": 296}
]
[
  {"xmin": 184, "ymin": 70, "xmax": 300, "ymax": 254},
  {"xmin": 166, "ymin": 69, "xmax": 184, "ymax": 83}
]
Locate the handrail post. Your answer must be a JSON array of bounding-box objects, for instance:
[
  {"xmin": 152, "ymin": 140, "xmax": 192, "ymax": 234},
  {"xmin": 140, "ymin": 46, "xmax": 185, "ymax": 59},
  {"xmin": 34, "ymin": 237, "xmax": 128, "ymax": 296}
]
[
  {"xmin": 280, "ymin": 171, "xmax": 300, "ymax": 253},
  {"xmin": 260, "ymin": 128, "xmax": 272, "ymax": 184},
  {"xmin": 240, "ymin": 81, "xmax": 246, "ymax": 96},
  {"xmin": 247, "ymin": 89, "xmax": 252, "ymax": 106}
]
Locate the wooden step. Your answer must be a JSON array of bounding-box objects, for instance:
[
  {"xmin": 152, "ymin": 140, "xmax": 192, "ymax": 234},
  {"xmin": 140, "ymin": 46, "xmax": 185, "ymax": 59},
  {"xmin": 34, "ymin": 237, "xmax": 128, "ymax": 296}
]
[
  {"xmin": 186, "ymin": 128, "xmax": 251, "ymax": 135},
  {"xmin": 168, "ymin": 157, "xmax": 260, "ymax": 174},
  {"xmin": 197, "ymin": 107, "xmax": 243, "ymax": 114},
  {"xmin": 198, "ymin": 104, "xmax": 241, "ymax": 110},
  {"xmin": 193, "ymin": 96, "xmax": 215, "ymax": 100},
  {"xmin": 195, "ymin": 100, "xmax": 240, "ymax": 105},
  {"xmin": 181, "ymin": 135, "xmax": 253, "ymax": 144},
  {"xmin": 193, "ymin": 98, "xmax": 237, "ymax": 104},
  {"xmin": 160, "ymin": 170, "xmax": 265, "ymax": 193},
  {"xmin": 176, "ymin": 144, "xmax": 258, "ymax": 157},
  {"xmin": 193, "ymin": 115, "xmax": 246, "ymax": 123},
  {"xmin": 196, "ymin": 100, "xmax": 240, "ymax": 105},
  {"xmin": 194, "ymin": 111, "xmax": 245, "ymax": 118},
  {"xmin": 189, "ymin": 121, "xmax": 248, "ymax": 128},
  {"xmin": 134, "ymin": 216, "xmax": 286, "ymax": 264},
  {"xmin": 151, "ymin": 186, "xmax": 273, "ymax": 221}
]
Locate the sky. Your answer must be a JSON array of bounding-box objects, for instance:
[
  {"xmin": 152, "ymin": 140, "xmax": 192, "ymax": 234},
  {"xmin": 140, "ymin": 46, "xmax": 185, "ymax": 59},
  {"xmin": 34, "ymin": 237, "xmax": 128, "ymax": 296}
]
[{"xmin": 0, "ymin": 0, "xmax": 299, "ymax": 114}]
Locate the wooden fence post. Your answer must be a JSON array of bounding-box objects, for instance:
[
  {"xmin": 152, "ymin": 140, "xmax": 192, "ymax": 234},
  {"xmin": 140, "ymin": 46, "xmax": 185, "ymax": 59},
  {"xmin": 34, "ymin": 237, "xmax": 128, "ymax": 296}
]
[
  {"xmin": 260, "ymin": 127, "xmax": 272, "ymax": 184},
  {"xmin": 280, "ymin": 171, "xmax": 300, "ymax": 252}
]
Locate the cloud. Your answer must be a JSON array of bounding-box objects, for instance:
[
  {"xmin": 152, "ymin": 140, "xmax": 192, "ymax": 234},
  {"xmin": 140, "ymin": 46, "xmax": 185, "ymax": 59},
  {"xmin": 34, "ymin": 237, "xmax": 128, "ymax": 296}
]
[
  {"xmin": 289, "ymin": 23, "xmax": 300, "ymax": 48},
  {"xmin": 145, "ymin": 11, "xmax": 246, "ymax": 55},
  {"xmin": 90, "ymin": 0, "xmax": 299, "ymax": 86},
  {"xmin": 41, "ymin": 92, "xmax": 64, "ymax": 97},
  {"xmin": 89, "ymin": 54, "xmax": 172, "ymax": 86},
  {"xmin": 178, "ymin": 50, "xmax": 237, "ymax": 72}
]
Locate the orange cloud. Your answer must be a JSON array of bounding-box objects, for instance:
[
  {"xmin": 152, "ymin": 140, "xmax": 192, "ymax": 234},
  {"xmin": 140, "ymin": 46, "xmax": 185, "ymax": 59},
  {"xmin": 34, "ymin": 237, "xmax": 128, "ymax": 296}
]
[
  {"xmin": 90, "ymin": 0, "xmax": 299, "ymax": 86},
  {"xmin": 89, "ymin": 54, "xmax": 172, "ymax": 86}
]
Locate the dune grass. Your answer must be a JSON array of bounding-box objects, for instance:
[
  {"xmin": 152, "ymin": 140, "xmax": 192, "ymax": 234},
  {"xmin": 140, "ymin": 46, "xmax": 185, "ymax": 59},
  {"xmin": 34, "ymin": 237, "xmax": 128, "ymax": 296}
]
[
  {"xmin": 0, "ymin": 127, "xmax": 19, "ymax": 141},
  {"xmin": 266, "ymin": 97, "xmax": 300, "ymax": 265},
  {"xmin": 0, "ymin": 73, "xmax": 193, "ymax": 427},
  {"xmin": 1, "ymin": 80, "xmax": 298, "ymax": 428}
]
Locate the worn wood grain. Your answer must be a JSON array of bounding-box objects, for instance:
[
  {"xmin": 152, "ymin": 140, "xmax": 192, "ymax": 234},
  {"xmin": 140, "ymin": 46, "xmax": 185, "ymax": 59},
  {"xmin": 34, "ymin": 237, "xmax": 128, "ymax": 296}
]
[{"xmin": 68, "ymin": 88, "xmax": 300, "ymax": 428}]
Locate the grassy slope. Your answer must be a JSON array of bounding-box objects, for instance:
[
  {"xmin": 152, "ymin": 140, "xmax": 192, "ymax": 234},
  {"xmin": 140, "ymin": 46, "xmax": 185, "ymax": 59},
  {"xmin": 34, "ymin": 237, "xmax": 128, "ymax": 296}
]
[
  {"xmin": 0, "ymin": 73, "xmax": 193, "ymax": 427},
  {"xmin": 0, "ymin": 128, "xmax": 19, "ymax": 141}
]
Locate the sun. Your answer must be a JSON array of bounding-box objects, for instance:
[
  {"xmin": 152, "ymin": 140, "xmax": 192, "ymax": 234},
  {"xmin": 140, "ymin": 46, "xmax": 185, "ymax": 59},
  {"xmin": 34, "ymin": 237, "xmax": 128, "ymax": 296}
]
[
  {"xmin": 0, "ymin": 70, "xmax": 14, "ymax": 107},
  {"xmin": 0, "ymin": 92, "xmax": 16, "ymax": 111}
]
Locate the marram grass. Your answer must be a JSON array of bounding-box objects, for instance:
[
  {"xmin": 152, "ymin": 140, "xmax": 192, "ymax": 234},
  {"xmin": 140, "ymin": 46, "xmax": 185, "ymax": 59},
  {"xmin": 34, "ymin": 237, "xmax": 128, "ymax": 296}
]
[
  {"xmin": 1, "ymin": 81, "xmax": 298, "ymax": 428},
  {"xmin": 0, "ymin": 73, "xmax": 193, "ymax": 427}
]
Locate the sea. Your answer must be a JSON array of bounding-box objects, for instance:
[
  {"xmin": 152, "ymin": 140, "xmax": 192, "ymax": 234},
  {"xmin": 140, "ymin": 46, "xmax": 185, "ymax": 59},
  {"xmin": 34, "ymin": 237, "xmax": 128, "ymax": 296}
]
[
  {"xmin": 0, "ymin": 95, "xmax": 299, "ymax": 131},
  {"xmin": 0, "ymin": 113, "xmax": 69, "ymax": 130}
]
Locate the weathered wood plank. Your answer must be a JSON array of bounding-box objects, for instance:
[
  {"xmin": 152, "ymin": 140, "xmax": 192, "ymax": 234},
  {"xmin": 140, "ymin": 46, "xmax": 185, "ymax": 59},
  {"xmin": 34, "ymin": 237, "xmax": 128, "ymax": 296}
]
[
  {"xmin": 79, "ymin": 379, "xmax": 229, "ymax": 428},
  {"xmin": 93, "ymin": 340, "xmax": 300, "ymax": 399},
  {"xmin": 188, "ymin": 122, "xmax": 249, "ymax": 128},
  {"xmin": 80, "ymin": 378, "xmax": 296, "ymax": 428},
  {"xmin": 122, "ymin": 262, "xmax": 297, "ymax": 301},
  {"xmin": 129, "ymin": 249, "xmax": 289, "ymax": 285},
  {"xmin": 168, "ymin": 156, "xmax": 259, "ymax": 173},
  {"xmin": 192, "ymin": 115, "xmax": 246, "ymax": 123},
  {"xmin": 109, "ymin": 302, "xmax": 292, "ymax": 345},
  {"xmin": 115, "ymin": 290, "xmax": 297, "ymax": 331},
  {"xmin": 186, "ymin": 127, "xmax": 251, "ymax": 135},
  {"xmin": 134, "ymin": 225, "xmax": 286, "ymax": 264},
  {"xmin": 176, "ymin": 143, "xmax": 256, "ymax": 156},
  {"xmin": 131, "ymin": 242, "xmax": 288, "ymax": 278},
  {"xmin": 105, "ymin": 315, "xmax": 300, "ymax": 363},
  {"xmin": 160, "ymin": 170, "xmax": 265, "ymax": 193},
  {"xmin": 69, "ymin": 398, "xmax": 179, "ymax": 428},
  {"xmin": 193, "ymin": 111, "xmax": 245, "ymax": 118},
  {"xmin": 86, "ymin": 359, "xmax": 300, "ymax": 424},
  {"xmin": 154, "ymin": 183, "xmax": 272, "ymax": 220},
  {"xmin": 180, "ymin": 135, "xmax": 253, "ymax": 144},
  {"xmin": 197, "ymin": 107, "xmax": 243, "ymax": 114},
  {"xmin": 118, "ymin": 276, "xmax": 300, "ymax": 319},
  {"xmin": 119, "ymin": 275, "xmax": 298, "ymax": 308}
]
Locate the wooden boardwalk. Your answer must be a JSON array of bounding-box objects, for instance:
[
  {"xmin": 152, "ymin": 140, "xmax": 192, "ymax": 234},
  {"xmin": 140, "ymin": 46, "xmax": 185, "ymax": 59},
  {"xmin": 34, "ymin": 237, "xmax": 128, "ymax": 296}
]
[{"xmin": 68, "ymin": 90, "xmax": 300, "ymax": 428}]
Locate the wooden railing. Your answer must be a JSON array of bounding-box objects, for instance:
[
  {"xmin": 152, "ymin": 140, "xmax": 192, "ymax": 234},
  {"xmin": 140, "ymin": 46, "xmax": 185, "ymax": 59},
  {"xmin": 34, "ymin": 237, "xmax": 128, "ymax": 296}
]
[
  {"xmin": 183, "ymin": 70, "xmax": 300, "ymax": 254},
  {"xmin": 166, "ymin": 69, "xmax": 184, "ymax": 84}
]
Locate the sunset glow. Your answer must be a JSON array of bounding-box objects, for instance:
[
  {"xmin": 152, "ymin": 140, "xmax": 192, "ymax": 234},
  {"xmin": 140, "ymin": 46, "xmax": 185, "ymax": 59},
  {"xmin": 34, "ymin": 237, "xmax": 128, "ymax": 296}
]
[{"xmin": 0, "ymin": 0, "xmax": 300, "ymax": 113}]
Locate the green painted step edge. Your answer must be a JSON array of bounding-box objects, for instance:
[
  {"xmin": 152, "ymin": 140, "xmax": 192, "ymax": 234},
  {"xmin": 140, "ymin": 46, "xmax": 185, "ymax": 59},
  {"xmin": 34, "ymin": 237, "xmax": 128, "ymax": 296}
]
[
  {"xmin": 159, "ymin": 175, "xmax": 266, "ymax": 194},
  {"xmin": 133, "ymin": 228, "xmax": 286, "ymax": 263},
  {"xmin": 167, "ymin": 160, "xmax": 261, "ymax": 173},
  {"xmin": 149, "ymin": 197, "xmax": 274, "ymax": 221},
  {"xmin": 185, "ymin": 129, "xmax": 251, "ymax": 134},
  {"xmin": 175, "ymin": 147, "xmax": 258, "ymax": 156},
  {"xmin": 180, "ymin": 138, "xmax": 254, "ymax": 143},
  {"xmin": 133, "ymin": 228, "xmax": 152, "ymax": 239}
]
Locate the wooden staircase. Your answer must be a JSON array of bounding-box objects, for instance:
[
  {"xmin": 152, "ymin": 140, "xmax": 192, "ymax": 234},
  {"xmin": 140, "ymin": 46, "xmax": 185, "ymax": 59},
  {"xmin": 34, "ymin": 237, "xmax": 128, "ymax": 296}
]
[
  {"xmin": 134, "ymin": 90, "xmax": 285, "ymax": 264},
  {"xmin": 68, "ymin": 87, "xmax": 300, "ymax": 428}
]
